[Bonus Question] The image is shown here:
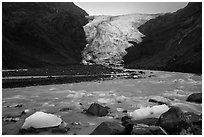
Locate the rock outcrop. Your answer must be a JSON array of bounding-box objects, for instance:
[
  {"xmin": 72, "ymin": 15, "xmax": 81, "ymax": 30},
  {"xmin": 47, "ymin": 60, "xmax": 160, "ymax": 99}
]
[
  {"xmin": 82, "ymin": 14, "xmax": 159, "ymax": 66},
  {"xmin": 2, "ymin": 2, "xmax": 88, "ymax": 69},
  {"xmin": 124, "ymin": 2, "xmax": 202, "ymax": 74}
]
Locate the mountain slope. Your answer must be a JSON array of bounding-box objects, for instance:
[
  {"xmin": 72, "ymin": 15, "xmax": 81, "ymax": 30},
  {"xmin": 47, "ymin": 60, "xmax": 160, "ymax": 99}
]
[
  {"xmin": 124, "ymin": 2, "xmax": 202, "ymax": 74},
  {"xmin": 82, "ymin": 14, "xmax": 159, "ymax": 66},
  {"xmin": 2, "ymin": 2, "xmax": 88, "ymax": 69}
]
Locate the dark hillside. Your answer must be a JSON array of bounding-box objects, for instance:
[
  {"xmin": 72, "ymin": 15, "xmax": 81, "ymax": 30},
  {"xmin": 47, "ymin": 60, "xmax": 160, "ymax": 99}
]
[
  {"xmin": 124, "ymin": 2, "xmax": 202, "ymax": 74},
  {"xmin": 2, "ymin": 2, "xmax": 88, "ymax": 69}
]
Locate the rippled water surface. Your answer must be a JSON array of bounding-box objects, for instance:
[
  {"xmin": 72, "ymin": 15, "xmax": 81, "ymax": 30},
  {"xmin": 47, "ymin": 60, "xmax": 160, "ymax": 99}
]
[{"xmin": 2, "ymin": 69, "xmax": 202, "ymax": 135}]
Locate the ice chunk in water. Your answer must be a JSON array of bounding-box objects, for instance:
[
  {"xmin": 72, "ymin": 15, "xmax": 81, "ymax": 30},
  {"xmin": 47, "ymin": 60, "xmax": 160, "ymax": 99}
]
[
  {"xmin": 129, "ymin": 104, "xmax": 169, "ymax": 120},
  {"xmin": 21, "ymin": 111, "xmax": 62, "ymax": 129}
]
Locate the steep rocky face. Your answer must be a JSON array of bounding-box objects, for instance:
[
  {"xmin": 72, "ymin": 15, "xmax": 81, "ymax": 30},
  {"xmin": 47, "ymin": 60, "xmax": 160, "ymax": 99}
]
[
  {"xmin": 124, "ymin": 2, "xmax": 202, "ymax": 74},
  {"xmin": 82, "ymin": 14, "xmax": 159, "ymax": 66},
  {"xmin": 2, "ymin": 2, "xmax": 88, "ymax": 69}
]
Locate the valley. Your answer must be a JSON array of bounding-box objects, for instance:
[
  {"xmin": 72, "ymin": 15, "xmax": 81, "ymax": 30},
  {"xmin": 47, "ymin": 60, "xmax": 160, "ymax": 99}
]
[{"xmin": 2, "ymin": 2, "xmax": 202, "ymax": 135}]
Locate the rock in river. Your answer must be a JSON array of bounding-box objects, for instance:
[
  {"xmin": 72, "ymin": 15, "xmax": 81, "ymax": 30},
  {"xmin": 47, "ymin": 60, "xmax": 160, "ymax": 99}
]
[
  {"xmin": 156, "ymin": 107, "xmax": 190, "ymax": 135},
  {"xmin": 186, "ymin": 93, "xmax": 202, "ymax": 103},
  {"xmin": 90, "ymin": 121, "xmax": 126, "ymax": 135},
  {"xmin": 85, "ymin": 103, "xmax": 110, "ymax": 117}
]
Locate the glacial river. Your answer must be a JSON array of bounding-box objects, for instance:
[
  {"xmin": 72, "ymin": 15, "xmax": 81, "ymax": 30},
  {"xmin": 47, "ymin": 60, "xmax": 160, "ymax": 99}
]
[{"xmin": 2, "ymin": 69, "xmax": 202, "ymax": 135}]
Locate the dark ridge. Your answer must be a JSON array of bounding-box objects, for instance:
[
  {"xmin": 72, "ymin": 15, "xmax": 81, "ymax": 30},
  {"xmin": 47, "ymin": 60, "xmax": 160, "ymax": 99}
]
[
  {"xmin": 124, "ymin": 2, "xmax": 202, "ymax": 74},
  {"xmin": 2, "ymin": 2, "xmax": 88, "ymax": 69}
]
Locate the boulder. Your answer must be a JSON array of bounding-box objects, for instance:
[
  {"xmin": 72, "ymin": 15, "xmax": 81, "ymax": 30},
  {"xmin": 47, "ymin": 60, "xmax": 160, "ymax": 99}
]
[
  {"xmin": 186, "ymin": 93, "xmax": 202, "ymax": 103},
  {"xmin": 156, "ymin": 107, "xmax": 191, "ymax": 134},
  {"xmin": 121, "ymin": 115, "xmax": 134, "ymax": 134},
  {"xmin": 131, "ymin": 124, "xmax": 167, "ymax": 135},
  {"xmin": 122, "ymin": 116, "xmax": 159, "ymax": 134},
  {"xmin": 90, "ymin": 121, "xmax": 126, "ymax": 135},
  {"xmin": 85, "ymin": 103, "xmax": 109, "ymax": 117}
]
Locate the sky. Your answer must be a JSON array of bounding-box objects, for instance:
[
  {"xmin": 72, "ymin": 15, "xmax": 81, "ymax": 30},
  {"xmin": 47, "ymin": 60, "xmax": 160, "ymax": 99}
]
[{"xmin": 75, "ymin": 2, "xmax": 188, "ymax": 15}]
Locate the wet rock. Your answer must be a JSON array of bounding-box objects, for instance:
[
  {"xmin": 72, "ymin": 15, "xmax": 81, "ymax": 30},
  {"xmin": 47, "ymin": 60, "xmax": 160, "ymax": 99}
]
[
  {"xmin": 156, "ymin": 106, "xmax": 191, "ymax": 135},
  {"xmin": 148, "ymin": 75, "xmax": 156, "ymax": 78},
  {"xmin": 21, "ymin": 111, "xmax": 62, "ymax": 129},
  {"xmin": 121, "ymin": 115, "xmax": 134, "ymax": 134},
  {"xmin": 21, "ymin": 109, "xmax": 33, "ymax": 115},
  {"xmin": 131, "ymin": 124, "xmax": 167, "ymax": 135},
  {"xmin": 117, "ymin": 100, "xmax": 122, "ymax": 103},
  {"xmin": 90, "ymin": 121, "xmax": 126, "ymax": 135},
  {"xmin": 122, "ymin": 116, "xmax": 159, "ymax": 134},
  {"xmin": 122, "ymin": 110, "xmax": 128, "ymax": 113},
  {"xmin": 14, "ymin": 104, "xmax": 23, "ymax": 108},
  {"xmin": 138, "ymin": 71, "xmax": 145, "ymax": 74},
  {"xmin": 186, "ymin": 93, "xmax": 202, "ymax": 103},
  {"xmin": 59, "ymin": 107, "xmax": 72, "ymax": 112},
  {"xmin": 121, "ymin": 115, "xmax": 132, "ymax": 122},
  {"xmin": 85, "ymin": 103, "xmax": 110, "ymax": 117},
  {"xmin": 148, "ymin": 96, "xmax": 171, "ymax": 105}
]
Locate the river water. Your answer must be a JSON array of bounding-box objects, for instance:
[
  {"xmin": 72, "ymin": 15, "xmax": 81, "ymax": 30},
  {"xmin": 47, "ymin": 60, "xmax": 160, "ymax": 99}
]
[{"xmin": 2, "ymin": 69, "xmax": 202, "ymax": 135}]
